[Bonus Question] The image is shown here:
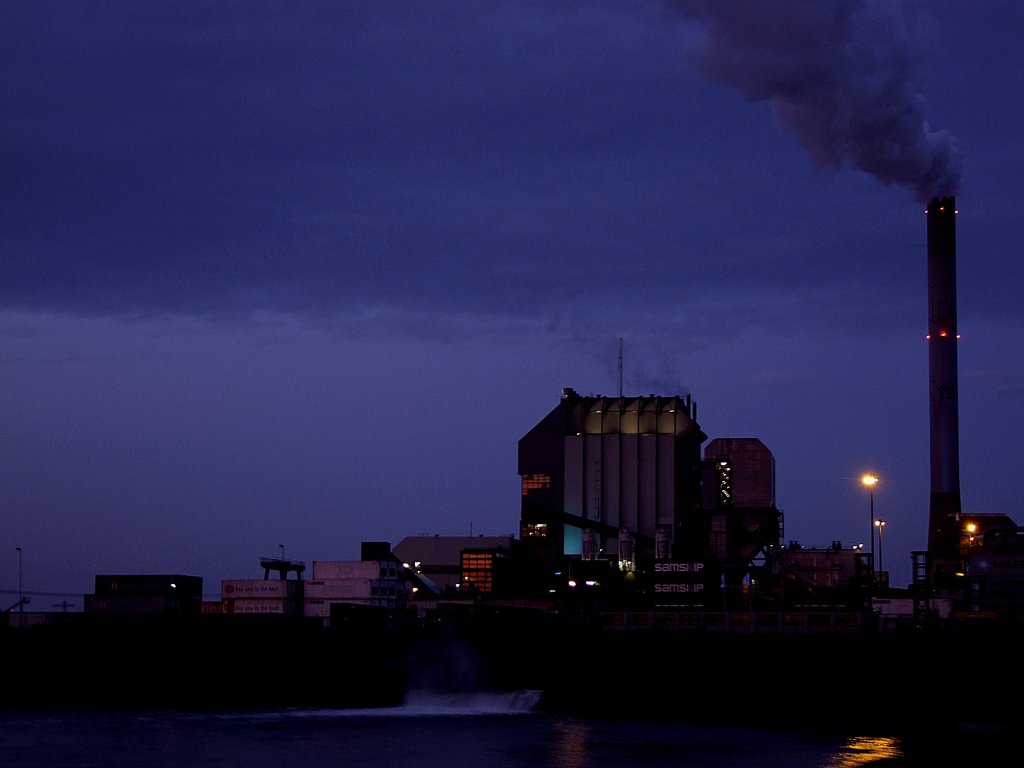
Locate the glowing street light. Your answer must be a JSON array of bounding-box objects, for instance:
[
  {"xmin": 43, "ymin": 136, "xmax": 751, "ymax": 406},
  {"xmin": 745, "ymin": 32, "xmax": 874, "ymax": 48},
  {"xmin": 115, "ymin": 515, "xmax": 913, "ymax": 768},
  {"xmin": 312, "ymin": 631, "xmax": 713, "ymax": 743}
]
[
  {"xmin": 965, "ymin": 522, "xmax": 978, "ymax": 552},
  {"xmin": 861, "ymin": 474, "xmax": 879, "ymax": 581}
]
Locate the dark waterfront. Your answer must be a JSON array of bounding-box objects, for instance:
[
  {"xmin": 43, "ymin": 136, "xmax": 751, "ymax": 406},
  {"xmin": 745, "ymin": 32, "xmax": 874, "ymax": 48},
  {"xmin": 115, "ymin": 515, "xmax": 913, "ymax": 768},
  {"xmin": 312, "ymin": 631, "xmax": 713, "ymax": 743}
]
[
  {"xmin": 3, "ymin": 614, "xmax": 1020, "ymax": 767},
  {"xmin": 0, "ymin": 702, "xmax": 962, "ymax": 768},
  {"xmin": 1, "ymin": 696, "xmax": 1018, "ymax": 768},
  {"xmin": 6, "ymin": 613, "xmax": 1020, "ymax": 728}
]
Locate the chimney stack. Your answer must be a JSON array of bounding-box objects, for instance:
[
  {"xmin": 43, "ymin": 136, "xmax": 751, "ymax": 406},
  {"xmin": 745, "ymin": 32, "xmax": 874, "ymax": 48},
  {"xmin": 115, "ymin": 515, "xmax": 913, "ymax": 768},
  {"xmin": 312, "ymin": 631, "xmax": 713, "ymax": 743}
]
[{"xmin": 925, "ymin": 196, "xmax": 962, "ymax": 579}]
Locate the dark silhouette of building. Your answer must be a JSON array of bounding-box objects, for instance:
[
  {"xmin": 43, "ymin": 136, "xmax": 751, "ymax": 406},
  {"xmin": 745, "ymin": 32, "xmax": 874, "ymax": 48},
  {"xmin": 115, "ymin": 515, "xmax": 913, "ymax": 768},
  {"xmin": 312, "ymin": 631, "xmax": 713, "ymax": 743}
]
[
  {"xmin": 966, "ymin": 524, "xmax": 1024, "ymax": 617},
  {"xmin": 393, "ymin": 535, "xmax": 516, "ymax": 593},
  {"xmin": 516, "ymin": 389, "xmax": 789, "ymax": 609},
  {"xmin": 518, "ymin": 388, "xmax": 706, "ymax": 588},
  {"xmin": 84, "ymin": 574, "xmax": 203, "ymax": 615},
  {"xmin": 702, "ymin": 437, "xmax": 781, "ymax": 562},
  {"xmin": 768, "ymin": 540, "xmax": 868, "ymax": 610}
]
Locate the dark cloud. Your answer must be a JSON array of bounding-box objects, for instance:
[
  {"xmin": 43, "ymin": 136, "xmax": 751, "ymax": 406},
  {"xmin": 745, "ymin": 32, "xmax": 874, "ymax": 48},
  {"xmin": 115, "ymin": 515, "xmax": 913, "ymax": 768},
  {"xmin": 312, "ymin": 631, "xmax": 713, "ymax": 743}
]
[
  {"xmin": 2, "ymin": 2, "xmax": 709, "ymax": 317},
  {"xmin": 3, "ymin": 0, "xmax": 924, "ymax": 328}
]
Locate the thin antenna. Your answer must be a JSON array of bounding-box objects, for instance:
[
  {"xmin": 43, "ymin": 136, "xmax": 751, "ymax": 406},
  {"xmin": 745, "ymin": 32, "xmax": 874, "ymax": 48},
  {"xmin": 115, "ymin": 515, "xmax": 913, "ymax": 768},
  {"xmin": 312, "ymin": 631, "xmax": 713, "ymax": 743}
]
[{"xmin": 618, "ymin": 337, "xmax": 623, "ymax": 397}]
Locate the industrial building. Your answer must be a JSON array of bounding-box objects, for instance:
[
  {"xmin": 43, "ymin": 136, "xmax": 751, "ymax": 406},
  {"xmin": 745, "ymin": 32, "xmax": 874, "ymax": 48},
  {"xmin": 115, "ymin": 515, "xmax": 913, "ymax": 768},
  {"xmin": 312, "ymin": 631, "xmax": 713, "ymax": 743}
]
[
  {"xmin": 515, "ymin": 388, "xmax": 784, "ymax": 607},
  {"xmin": 214, "ymin": 542, "xmax": 436, "ymax": 625},
  {"xmin": 517, "ymin": 387, "xmax": 707, "ymax": 571},
  {"xmin": 393, "ymin": 535, "xmax": 515, "ymax": 593}
]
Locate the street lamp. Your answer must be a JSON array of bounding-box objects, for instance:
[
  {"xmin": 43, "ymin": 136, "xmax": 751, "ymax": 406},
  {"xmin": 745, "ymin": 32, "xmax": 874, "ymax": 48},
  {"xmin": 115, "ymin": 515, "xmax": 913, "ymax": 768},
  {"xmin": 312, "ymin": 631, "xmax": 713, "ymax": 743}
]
[
  {"xmin": 965, "ymin": 522, "xmax": 978, "ymax": 552},
  {"xmin": 875, "ymin": 519, "xmax": 887, "ymax": 579},
  {"xmin": 15, "ymin": 546, "xmax": 23, "ymax": 624},
  {"xmin": 279, "ymin": 544, "xmax": 285, "ymax": 561},
  {"xmin": 861, "ymin": 474, "xmax": 879, "ymax": 580}
]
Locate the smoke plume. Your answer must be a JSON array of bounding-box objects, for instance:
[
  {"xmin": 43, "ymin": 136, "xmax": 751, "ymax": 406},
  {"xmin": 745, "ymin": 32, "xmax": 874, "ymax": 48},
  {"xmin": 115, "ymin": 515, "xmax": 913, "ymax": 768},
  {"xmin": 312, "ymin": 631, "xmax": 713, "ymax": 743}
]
[{"xmin": 670, "ymin": 0, "xmax": 961, "ymax": 201}]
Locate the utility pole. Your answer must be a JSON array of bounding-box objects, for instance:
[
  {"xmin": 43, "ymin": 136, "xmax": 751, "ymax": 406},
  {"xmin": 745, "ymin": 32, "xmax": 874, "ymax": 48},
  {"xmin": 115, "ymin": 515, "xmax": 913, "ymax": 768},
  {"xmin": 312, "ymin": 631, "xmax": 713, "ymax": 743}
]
[
  {"xmin": 618, "ymin": 337, "xmax": 623, "ymax": 397},
  {"xmin": 15, "ymin": 547, "xmax": 23, "ymax": 627}
]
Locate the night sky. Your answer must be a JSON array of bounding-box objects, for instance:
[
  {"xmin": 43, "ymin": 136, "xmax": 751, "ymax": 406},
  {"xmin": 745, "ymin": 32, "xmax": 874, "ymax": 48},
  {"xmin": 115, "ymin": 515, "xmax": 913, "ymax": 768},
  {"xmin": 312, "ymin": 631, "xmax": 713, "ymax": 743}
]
[{"xmin": 3, "ymin": 1, "xmax": 1022, "ymax": 602}]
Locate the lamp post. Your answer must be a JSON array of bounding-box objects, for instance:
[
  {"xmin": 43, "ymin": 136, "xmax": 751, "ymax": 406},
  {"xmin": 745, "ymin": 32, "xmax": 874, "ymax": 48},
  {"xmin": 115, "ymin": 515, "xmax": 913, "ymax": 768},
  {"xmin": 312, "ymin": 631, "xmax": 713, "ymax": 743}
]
[
  {"xmin": 965, "ymin": 522, "xmax": 977, "ymax": 553},
  {"xmin": 875, "ymin": 519, "xmax": 886, "ymax": 581},
  {"xmin": 15, "ymin": 546, "xmax": 23, "ymax": 625},
  {"xmin": 861, "ymin": 474, "xmax": 879, "ymax": 582},
  {"xmin": 279, "ymin": 544, "xmax": 285, "ymax": 561}
]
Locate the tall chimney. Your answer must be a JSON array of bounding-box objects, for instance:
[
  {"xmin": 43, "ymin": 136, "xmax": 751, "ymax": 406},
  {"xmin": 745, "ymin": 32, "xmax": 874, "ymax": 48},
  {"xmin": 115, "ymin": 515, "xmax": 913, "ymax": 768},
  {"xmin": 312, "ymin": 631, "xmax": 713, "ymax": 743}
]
[{"xmin": 925, "ymin": 196, "xmax": 961, "ymax": 578}]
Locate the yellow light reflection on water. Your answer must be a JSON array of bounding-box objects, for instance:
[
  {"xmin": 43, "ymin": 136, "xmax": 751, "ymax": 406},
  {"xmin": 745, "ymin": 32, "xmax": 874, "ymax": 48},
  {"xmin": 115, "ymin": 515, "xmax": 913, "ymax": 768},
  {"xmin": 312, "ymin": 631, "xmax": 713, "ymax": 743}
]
[
  {"xmin": 823, "ymin": 735, "xmax": 903, "ymax": 767},
  {"xmin": 554, "ymin": 720, "xmax": 590, "ymax": 768}
]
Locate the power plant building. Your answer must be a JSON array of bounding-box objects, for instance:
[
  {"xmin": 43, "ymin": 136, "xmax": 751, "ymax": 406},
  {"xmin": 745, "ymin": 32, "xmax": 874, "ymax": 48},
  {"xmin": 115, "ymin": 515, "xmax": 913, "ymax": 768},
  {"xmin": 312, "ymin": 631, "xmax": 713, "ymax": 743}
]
[
  {"xmin": 702, "ymin": 438, "xmax": 775, "ymax": 509},
  {"xmin": 518, "ymin": 388, "xmax": 707, "ymax": 575},
  {"xmin": 701, "ymin": 437, "xmax": 782, "ymax": 567}
]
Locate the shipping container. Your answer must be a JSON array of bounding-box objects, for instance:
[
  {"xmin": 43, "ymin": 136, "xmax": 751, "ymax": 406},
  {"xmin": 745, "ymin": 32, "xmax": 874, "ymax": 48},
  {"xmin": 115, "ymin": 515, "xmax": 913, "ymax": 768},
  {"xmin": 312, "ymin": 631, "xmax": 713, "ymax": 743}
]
[
  {"xmin": 226, "ymin": 598, "xmax": 293, "ymax": 614},
  {"xmin": 221, "ymin": 579, "xmax": 297, "ymax": 598},
  {"xmin": 84, "ymin": 595, "xmax": 175, "ymax": 613},
  {"xmin": 311, "ymin": 560, "xmax": 381, "ymax": 580},
  {"xmin": 303, "ymin": 578, "xmax": 375, "ymax": 600},
  {"xmin": 302, "ymin": 597, "xmax": 375, "ymax": 619},
  {"xmin": 93, "ymin": 574, "xmax": 203, "ymax": 597},
  {"xmin": 302, "ymin": 598, "xmax": 330, "ymax": 618}
]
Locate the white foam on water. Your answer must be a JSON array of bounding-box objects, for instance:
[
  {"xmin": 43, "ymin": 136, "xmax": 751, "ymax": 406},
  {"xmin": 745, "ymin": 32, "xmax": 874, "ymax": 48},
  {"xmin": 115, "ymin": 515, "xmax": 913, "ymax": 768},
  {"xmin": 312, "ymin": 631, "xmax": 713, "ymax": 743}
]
[
  {"xmin": 400, "ymin": 688, "xmax": 543, "ymax": 715},
  {"xmin": 260, "ymin": 689, "xmax": 544, "ymax": 719}
]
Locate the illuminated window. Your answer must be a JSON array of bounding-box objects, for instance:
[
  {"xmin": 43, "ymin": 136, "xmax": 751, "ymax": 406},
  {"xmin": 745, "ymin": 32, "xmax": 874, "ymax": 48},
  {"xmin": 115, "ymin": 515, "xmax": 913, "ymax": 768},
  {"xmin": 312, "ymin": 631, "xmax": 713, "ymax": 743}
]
[
  {"xmin": 461, "ymin": 551, "xmax": 496, "ymax": 594},
  {"xmin": 521, "ymin": 474, "xmax": 551, "ymax": 495},
  {"xmin": 522, "ymin": 523, "xmax": 548, "ymax": 538},
  {"xmin": 716, "ymin": 461, "xmax": 732, "ymax": 507}
]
